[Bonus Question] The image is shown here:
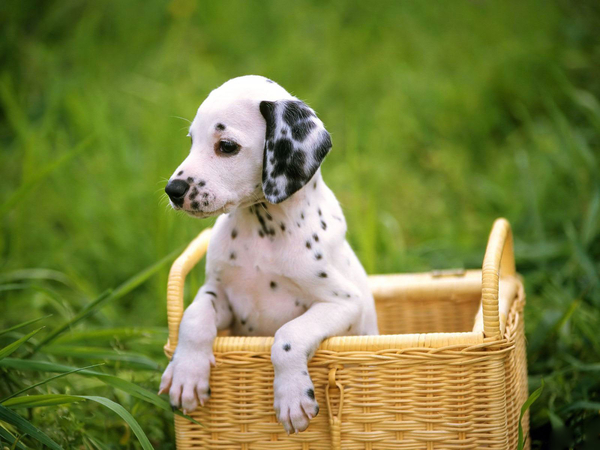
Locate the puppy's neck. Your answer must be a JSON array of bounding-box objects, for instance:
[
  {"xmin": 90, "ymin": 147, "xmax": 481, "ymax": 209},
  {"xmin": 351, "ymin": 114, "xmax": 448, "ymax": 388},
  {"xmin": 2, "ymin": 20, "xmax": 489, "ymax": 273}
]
[{"xmin": 234, "ymin": 171, "xmax": 330, "ymax": 238}]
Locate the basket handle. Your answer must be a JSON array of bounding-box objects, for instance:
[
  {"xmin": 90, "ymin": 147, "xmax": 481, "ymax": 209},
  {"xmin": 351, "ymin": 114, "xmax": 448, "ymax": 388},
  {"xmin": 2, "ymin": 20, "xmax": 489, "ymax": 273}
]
[
  {"xmin": 164, "ymin": 228, "xmax": 212, "ymax": 357},
  {"xmin": 481, "ymin": 218, "xmax": 516, "ymax": 340}
]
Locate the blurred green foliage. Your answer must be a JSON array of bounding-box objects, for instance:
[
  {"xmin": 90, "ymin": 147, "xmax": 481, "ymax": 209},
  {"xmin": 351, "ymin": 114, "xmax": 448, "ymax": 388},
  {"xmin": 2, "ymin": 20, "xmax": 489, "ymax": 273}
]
[{"xmin": 1, "ymin": 0, "xmax": 599, "ymax": 448}]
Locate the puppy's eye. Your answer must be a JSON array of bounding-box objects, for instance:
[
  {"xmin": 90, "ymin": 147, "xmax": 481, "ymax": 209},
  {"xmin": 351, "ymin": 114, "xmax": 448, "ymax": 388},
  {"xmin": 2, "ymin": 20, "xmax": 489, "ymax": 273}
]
[{"xmin": 218, "ymin": 140, "xmax": 240, "ymax": 154}]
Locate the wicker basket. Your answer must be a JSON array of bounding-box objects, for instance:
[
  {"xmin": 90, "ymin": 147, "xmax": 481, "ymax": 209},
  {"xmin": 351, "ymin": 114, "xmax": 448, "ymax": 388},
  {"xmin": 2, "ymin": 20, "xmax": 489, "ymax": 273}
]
[{"xmin": 163, "ymin": 218, "xmax": 529, "ymax": 449}]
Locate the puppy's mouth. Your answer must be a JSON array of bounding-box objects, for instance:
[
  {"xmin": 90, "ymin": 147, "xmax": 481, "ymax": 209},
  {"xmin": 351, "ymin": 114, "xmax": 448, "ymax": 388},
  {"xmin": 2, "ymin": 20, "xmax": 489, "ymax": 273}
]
[{"xmin": 176, "ymin": 202, "xmax": 235, "ymax": 218}]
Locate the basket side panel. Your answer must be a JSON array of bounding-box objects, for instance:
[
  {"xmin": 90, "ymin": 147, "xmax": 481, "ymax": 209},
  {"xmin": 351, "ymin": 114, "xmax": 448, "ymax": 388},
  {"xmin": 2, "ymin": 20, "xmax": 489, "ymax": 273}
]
[
  {"xmin": 174, "ymin": 352, "xmax": 333, "ymax": 450},
  {"xmin": 337, "ymin": 353, "xmax": 510, "ymax": 449},
  {"xmin": 174, "ymin": 348, "xmax": 513, "ymax": 449},
  {"xmin": 371, "ymin": 274, "xmax": 482, "ymax": 335},
  {"xmin": 504, "ymin": 285, "xmax": 529, "ymax": 450}
]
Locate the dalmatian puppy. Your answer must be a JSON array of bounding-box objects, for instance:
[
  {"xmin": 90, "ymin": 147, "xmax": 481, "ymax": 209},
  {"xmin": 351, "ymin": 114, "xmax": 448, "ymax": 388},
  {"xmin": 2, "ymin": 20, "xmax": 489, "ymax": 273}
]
[{"xmin": 159, "ymin": 75, "xmax": 379, "ymax": 434}]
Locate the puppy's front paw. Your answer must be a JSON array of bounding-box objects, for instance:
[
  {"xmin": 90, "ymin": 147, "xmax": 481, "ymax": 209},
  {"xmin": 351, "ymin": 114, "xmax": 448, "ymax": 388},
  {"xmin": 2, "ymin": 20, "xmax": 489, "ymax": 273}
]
[
  {"xmin": 274, "ymin": 373, "xmax": 319, "ymax": 434},
  {"xmin": 159, "ymin": 349, "xmax": 215, "ymax": 414}
]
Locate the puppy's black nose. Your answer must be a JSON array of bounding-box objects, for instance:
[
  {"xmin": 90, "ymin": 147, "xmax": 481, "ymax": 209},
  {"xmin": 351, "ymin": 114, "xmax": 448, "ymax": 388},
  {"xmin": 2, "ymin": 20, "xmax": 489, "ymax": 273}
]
[{"xmin": 165, "ymin": 179, "xmax": 190, "ymax": 201}]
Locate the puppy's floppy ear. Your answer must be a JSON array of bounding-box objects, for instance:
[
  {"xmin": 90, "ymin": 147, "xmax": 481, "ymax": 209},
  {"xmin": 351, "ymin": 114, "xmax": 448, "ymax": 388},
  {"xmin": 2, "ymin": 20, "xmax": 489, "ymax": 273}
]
[{"xmin": 259, "ymin": 100, "xmax": 332, "ymax": 204}]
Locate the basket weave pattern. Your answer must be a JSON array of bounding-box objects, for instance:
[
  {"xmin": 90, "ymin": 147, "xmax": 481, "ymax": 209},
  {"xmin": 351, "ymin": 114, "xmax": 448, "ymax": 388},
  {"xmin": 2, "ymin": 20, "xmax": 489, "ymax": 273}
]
[{"xmin": 164, "ymin": 219, "xmax": 529, "ymax": 449}]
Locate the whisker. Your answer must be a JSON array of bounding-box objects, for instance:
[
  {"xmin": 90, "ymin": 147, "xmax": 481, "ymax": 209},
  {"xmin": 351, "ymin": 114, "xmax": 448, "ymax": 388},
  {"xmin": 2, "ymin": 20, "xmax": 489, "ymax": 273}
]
[{"xmin": 170, "ymin": 115, "xmax": 192, "ymax": 125}]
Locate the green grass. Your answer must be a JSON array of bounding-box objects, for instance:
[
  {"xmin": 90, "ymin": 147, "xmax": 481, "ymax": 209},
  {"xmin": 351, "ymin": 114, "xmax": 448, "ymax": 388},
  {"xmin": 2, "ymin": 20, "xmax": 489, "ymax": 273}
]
[{"xmin": 1, "ymin": 0, "xmax": 599, "ymax": 448}]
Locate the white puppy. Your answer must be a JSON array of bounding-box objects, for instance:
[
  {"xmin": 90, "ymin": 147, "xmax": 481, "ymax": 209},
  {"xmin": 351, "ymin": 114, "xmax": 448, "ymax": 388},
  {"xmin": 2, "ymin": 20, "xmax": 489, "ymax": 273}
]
[{"xmin": 159, "ymin": 75, "xmax": 379, "ymax": 434}]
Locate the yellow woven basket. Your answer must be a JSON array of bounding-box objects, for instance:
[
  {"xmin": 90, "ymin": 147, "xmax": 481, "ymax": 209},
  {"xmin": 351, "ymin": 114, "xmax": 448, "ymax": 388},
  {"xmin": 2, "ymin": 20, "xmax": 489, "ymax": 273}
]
[{"xmin": 163, "ymin": 218, "xmax": 529, "ymax": 450}]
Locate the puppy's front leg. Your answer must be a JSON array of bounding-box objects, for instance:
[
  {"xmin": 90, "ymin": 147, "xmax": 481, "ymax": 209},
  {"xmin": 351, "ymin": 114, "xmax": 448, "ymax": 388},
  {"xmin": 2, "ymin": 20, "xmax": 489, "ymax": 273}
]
[
  {"xmin": 159, "ymin": 285, "xmax": 231, "ymax": 413},
  {"xmin": 271, "ymin": 301, "xmax": 359, "ymax": 434}
]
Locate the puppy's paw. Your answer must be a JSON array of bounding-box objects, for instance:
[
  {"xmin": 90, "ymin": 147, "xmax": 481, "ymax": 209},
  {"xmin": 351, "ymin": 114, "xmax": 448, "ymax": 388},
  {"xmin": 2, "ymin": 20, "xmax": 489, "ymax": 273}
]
[
  {"xmin": 159, "ymin": 349, "xmax": 215, "ymax": 414},
  {"xmin": 274, "ymin": 374, "xmax": 319, "ymax": 434}
]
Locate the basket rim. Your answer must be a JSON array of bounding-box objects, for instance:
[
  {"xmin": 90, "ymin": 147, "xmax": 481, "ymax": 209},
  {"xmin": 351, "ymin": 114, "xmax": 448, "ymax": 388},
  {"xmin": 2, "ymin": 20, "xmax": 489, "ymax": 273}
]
[{"xmin": 163, "ymin": 277, "xmax": 524, "ymax": 359}]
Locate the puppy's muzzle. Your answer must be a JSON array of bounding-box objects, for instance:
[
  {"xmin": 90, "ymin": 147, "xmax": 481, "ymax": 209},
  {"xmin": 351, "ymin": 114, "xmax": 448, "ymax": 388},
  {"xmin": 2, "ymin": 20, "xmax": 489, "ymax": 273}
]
[{"xmin": 165, "ymin": 179, "xmax": 190, "ymax": 206}]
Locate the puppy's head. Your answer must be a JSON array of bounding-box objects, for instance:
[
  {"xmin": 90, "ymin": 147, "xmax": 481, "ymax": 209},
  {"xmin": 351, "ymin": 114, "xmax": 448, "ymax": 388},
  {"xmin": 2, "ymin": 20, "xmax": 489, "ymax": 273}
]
[{"xmin": 164, "ymin": 75, "xmax": 331, "ymax": 218}]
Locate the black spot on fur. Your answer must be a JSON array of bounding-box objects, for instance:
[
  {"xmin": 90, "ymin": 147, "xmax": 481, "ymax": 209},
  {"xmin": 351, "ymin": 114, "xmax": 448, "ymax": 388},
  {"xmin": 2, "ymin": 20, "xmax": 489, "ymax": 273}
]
[
  {"xmin": 187, "ymin": 177, "xmax": 194, "ymax": 183},
  {"xmin": 229, "ymin": 252, "xmax": 236, "ymax": 260},
  {"xmin": 241, "ymin": 318, "xmax": 247, "ymax": 325},
  {"xmin": 283, "ymin": 101, "xmax": 315, "ymax": 126},
  {"xmin": 203, "ymin": 192, "xmax": 208, "ymax": 198},
  {"xmin": 207, "ymin": 388, "xmax": 211, "ymax": 397},
  {"xmin": 248, "ymin": 327, "xmax": 254, "ymax": 332},
  {"xmin": 231, "ymin": 229, "xmax": 237, "ymax": 239},
  {"xmin": 283, "ymin": 343, "xmax": 291, "ymax": 352},
  {"xmin": 318, "ymin": 208, "xmax": 322, "ymax": 216},
  {"xmin": 280, "ymin": 223, "xmax": 286, "ymax": 231},
  {"xmin": 347, "ymin": 325, "xmax": 352, "ymax": 332},
  {"xmin": 303, "ymin": 304, "xmax": 308, "ymax": 311},
  {"xmin": 315, "ymin": 252, "xmax": 323, "ymax": 260},
  {"xmin": 266, "ymin": 212, "xmax": 273, "ymax": 221},
  {"xmin": 321, "ymin": 220, "xmax": 327, "ymax": 230},
  {"xmin": 302, "ymin": 370, "xmax": 308, "ymax": 376},
  {"xmin": 314, "ymin": 181, "xmax": 317, "ymax": 189},
  {"xmin": 273, "ymin": 138, "xmax": 293, "ymax": 164},
  {"xmin": 270, "ymin": 281, "xmax": 277, "ymax": 289},
  {"xmin": 314, "ymin": 405, "xmax": 319, "ymax": 416},
  {"xmin": 215, "ymin": 123, "xmax": 226, "ymax": 131},
  {"xmin": 199, "ymin": 180, "xmax": 206, "ymax": 187},
  {"xmin": 205, "ymin": 291, "xmax": 217, "ymax": 298},
  {"xmin": 291, "ymin": 120, "xmax": 316, "ymax": 142},
  {"xmin": 313, "ymin": 233, "xmax": 319, "ymax": 242},
  {"xmin": 318, "ymin": 272, "xmax": 328, "ymax": 278},
  {"xmin": 191, "ymin": 201, "xmax": 199, "ymax": 209},
  {"xmin": 306, "ymin": 389, "xmax": 315, "ymax": 400},
  {"xmin": 189, "ymin": 188, "xmax": 198, "ymax": 200},
  {"xmin": 254, "ymin": 208, "xmax": 271, "ymax": 237},
  {"xmin": 295, "ymin": 300, "xmax": 300, "ymax": 307},
  {"xmin": 301, "ymin": 212, "xmax": 305, "ymax": 219},
  {"xmin": 259, "ymin": 230, "xmax": 265, "ymax": 238},
  {"xmin": 297, "ymin": 222, "xmax": 301, "ymax": 228},
  {"xmin": 177, "ymin": 171, "xmax": 183, "ymax": 176},
  {"xmin": 203, "ymin": 200, "xmax": 209, "ymax": 207},
  {"xmin": 306, "ymin": 241, "xmax": 312, "ymax": 249},
  {"xmin": 346, "ymin": 293, "xmax": 351, "ymax": 298}
]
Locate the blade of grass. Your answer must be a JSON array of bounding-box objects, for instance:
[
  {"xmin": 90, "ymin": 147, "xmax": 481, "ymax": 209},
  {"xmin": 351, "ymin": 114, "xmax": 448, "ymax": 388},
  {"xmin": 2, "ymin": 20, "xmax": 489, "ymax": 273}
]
[
  {"xmin": 3, "ymin": 395, "xmax": 154, "ymax": 450},
  {"xmin": 0, "ymin": 136, "xmax": 94, "ymax": 217},
  {"xmin": 0, "ymin": 328, "xmax": 43, "ymax": 360},
  {"xmin": 0, "ymin": 316, "xmax": 51, "ymax": 337},
  {"xmin": 42, "ymin": 345, "xmax": 160, "ymax": 370},
  {"xmin": 564, "ymin": 401, "xmax": 600, "ymax": 412},
  {"xmin": 33, "ymin": 245, "xmax": 182, "ymax": 353},
  {"xmin": 3, "ymin": 395, "xmax": 82, "ymax": 408},
  {"xmin": 0, "ymin": 426, "xmax": 26, "ymax": 450},
  {"xmin": 31, "ymin": 290, "xmax": 112, "ymax": 353},
  {"xmin": 53, "ymin": 327, "xmax": 167, "ymax": 344},
  {"xmin": 0, "ymin": 269, "xmax": 72, "ymax": 287},
  {"xmin": 1, "ymin": 363, "xmax": 104, "ymax": 402},
  {"xmin": 518, "ymin": 379, "xmax": 544, "ymax": 450},
  {"xmin": 0, "ymin": 404, "xmax": 63, "ymax": 450},
  {"xmin": 79, "ymin": 396, "xmax": 154, "ymax": 450},
  {"xmin": 9, "ymin": 432, "xmax": 25, "ymax": 450},
  {"xmin": 0, "ymin": 358, "xmax": 201, "ymax": 425}
]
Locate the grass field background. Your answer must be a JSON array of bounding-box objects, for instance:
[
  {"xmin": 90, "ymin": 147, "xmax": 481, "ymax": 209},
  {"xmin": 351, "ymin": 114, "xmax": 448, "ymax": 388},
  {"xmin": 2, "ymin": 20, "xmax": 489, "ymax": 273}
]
[{"xmin": 1, "ymin": 1, "xmax": 599, "ymax": 448}]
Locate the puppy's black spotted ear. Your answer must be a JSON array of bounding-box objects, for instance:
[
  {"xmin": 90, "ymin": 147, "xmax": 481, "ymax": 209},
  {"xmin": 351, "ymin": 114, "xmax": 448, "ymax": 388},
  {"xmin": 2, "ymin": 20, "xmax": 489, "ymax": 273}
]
[{"xmin": 259, "ymin": 100, "xmax": 332, "ymax": 204}]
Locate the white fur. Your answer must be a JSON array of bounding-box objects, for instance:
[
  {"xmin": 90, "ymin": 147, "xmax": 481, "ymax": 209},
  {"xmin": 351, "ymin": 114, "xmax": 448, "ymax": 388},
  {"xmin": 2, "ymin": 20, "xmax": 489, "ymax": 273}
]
[{"xmin": 159, "ymin": 76, "xmax": 378, "ymax": 434}]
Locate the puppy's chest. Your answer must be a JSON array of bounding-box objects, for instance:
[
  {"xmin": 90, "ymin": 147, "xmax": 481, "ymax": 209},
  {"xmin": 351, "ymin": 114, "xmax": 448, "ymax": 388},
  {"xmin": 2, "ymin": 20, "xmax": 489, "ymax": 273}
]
[{"xmin": 213, "ymin": 221, "xmax": 313, "ymax": 335}]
